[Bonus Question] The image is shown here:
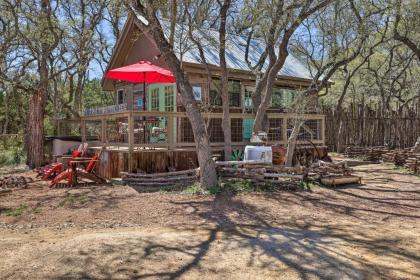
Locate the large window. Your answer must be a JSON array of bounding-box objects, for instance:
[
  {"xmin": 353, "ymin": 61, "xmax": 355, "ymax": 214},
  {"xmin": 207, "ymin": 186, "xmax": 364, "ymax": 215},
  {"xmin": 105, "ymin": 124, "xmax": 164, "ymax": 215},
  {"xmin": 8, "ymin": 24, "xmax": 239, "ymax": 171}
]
[
  {"xmin": 231, "ymin": 118, "xmax": 243, "ymax": 142},
  {"xmin": 209, "ymin": 79, "xmax": 241, "ymax": 107},
  {"xmin": 271, "ymin": 87, "xmax": 295, "ymax": 109},
  {"xmin": 209, "ymin": 79, "xmax": 222, "ymax": 106},
  {"xmin": 164, "ymin": 85, "xmax": 174, "ymax": 112},
  {"xmin": 208, "ymin": 118, "xmax": 224, "ymax": 142},
  {"xmin": 151, "ymin": 88, "xmax": 159, "ymax": 111},
  {"xmin": 268, "ymin": 118, "xmax": 283, "ymax": 141},
  {"xmin": 229, "ymin": 80, "xmax": 241, "ymax": 107},
  {"xmin": 180, "ymin": 118, "xmax": 194, "ymax": 142}
]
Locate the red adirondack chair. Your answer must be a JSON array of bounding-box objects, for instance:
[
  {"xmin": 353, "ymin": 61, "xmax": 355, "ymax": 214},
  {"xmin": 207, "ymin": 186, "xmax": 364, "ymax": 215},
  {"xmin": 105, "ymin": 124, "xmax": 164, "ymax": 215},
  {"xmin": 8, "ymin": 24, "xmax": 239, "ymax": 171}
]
[
  {"xmin": 49, "ymin": 147, "xmax": 106, "ymax": 188},
  {"xmin": 37, "ymin": 143, "xmax": 88, "ymax": 180}
]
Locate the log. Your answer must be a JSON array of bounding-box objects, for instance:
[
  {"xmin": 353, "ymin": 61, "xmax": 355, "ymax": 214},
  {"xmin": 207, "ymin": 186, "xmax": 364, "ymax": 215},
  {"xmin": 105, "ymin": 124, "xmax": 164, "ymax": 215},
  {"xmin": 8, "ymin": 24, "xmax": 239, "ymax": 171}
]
[
  {"xmin": 215, "ymin": 160, "xmax": 270, "ymax": 166},
  {"xmin": 321, "ymin": 175, "xmax": 362, "ymax": 186},
  {"xmin": 121, "ymin": 168, "xmax": 199, "ymax": 178},
  {"xmin": 123, "ymin": 175, "xmax": 197, "ymax": 183}
]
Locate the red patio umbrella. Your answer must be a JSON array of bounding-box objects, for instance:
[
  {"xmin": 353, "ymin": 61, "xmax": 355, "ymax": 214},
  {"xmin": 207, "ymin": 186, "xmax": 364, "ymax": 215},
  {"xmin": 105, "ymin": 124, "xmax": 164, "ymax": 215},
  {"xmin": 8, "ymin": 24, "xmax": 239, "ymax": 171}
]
[
  {"xmin": 105, "ymin": 60, "xmax": 176, "ymax": 142},
  {"xmin": 105, "ymin": 60, "xmax": 175, "ymax": 84}
]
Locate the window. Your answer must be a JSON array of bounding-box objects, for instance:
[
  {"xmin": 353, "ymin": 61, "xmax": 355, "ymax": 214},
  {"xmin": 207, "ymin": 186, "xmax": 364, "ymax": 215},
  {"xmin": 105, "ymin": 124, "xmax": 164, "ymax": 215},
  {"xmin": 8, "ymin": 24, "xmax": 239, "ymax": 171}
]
[
  {"xmin": 229, "ymin": 80, "xmax": 241, "ymax": 107},
  {"xmin": 117, "ymin": 90, "xmax": 124, "ymax": 105},
  {"xmin": 133, "ymin": 84, "xmax": 145, "ymax": 109},
  {"xmin": 231, "ymin": 118, "xmax": 243, "ymax": 142},
  {"xmin": 271, "ymin": 87, "xmax": 295, "ymax": 109},
  {"xmin": 151, "ymin": 88, "xmax": 159, "ymax": 111},
  {"xmin": 208, "ymin": 118, "xmax": 224, "ymax": 142},
  {"xmin": 268, "ymin": 118, "xmax": 283, "ymax": 141},
  {"xmin": 244, "ymin": 87, "xmax": 254, "ymax": 112},
  {"xmin": 209, "ymin": 79, "xmax": 222, "ymax": 106},
  {"xmin": 164, "ymin": 85, "xmax": 174, "ymax": 112},
  {"xmin": 209, "ymin": 79, "xmax": 241, "ymax": 107},
  {"xmin": 180, "ymin": 118, "xmax": 194, "ymax": 142},
  {"xmin": 192, "ymin": 85, "xmax": 202, "ymax": 101},
  {"xmin": 287, "ymin": 119, "xmax": 321, "ymax": 140}
]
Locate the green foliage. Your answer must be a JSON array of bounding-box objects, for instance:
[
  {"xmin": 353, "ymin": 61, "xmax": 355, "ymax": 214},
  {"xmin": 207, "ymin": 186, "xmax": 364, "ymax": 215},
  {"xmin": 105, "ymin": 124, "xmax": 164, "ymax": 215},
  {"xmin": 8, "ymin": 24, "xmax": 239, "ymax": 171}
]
[
  {"xmin": 58, "ymin": 193, "xmax": 90, "ymax": 207},
  {"xmin": 82, "ymin": 79, "xmax": 115, "ymax": 110},
  {"xmin": 224, "ymin": 179, "xmax": 255, "ymax": 194},
  {"xmin": 0, "ymin": 137, "xmax": 25, "ymax": 167},
  {"xmin": 2, "ymin": 204, "xmax": 28, "ymax": 217},
  {"xmin": 231, "ymin": 149, "xmax": 244, "ymax": 161},
  {"xmin": 183, "ymin": 183, "xmax": 203, "ymax": 194}
]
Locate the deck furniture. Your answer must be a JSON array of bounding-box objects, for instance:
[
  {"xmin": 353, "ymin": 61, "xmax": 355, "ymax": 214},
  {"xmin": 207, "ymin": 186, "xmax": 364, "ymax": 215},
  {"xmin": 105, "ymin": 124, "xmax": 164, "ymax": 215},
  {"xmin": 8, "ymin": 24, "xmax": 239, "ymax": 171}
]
[
  {"xmin": 37, "ymin": 143, "xmax": 88, "ymax": 180},
  {"xmin": 49, "ymin": 147, "xmax": 106, "ymax": 188}
]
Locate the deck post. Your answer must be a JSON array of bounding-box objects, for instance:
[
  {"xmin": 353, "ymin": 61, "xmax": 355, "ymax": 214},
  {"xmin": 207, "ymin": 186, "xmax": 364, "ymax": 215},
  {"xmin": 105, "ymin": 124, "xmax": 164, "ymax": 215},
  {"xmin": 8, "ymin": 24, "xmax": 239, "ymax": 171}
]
[
  {"xmin": 128, "ymin": 112, "xmax": 134, "ymax": 172},
  {"xmin": 168, "ymin": 115, "xmax": 174, "ymax": 149},
  {"xmin": 101, "ymin": 119, "xmax": 106, "ymax": 144}
]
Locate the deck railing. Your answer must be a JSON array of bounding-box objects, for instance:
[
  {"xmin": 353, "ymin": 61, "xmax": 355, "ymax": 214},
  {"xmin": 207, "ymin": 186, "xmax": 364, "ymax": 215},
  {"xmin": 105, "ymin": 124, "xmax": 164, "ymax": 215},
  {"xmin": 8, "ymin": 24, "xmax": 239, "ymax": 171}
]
[
  {"xmin": 83, "ymin": 104, "xmax": 127, "ymax": 116},
  {"xmin": 78, "ymin": 111, "xmax": 326, "ymax": 151}
]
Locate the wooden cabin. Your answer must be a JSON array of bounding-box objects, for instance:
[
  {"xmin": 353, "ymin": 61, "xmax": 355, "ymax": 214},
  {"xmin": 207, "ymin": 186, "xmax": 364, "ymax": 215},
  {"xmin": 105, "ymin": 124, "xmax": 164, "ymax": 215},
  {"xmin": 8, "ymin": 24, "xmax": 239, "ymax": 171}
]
[{"xmin": 58, "ymin": 16, "xmax": 326, "ymax": 179}]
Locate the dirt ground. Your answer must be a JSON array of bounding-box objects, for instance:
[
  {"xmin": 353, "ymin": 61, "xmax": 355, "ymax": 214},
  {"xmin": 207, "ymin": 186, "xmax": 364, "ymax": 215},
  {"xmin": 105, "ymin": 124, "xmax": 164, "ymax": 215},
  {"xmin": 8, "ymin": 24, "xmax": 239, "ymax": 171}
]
[{"xmin": 0, "ymin": 157, "xmax": 419, "ymax": 279}]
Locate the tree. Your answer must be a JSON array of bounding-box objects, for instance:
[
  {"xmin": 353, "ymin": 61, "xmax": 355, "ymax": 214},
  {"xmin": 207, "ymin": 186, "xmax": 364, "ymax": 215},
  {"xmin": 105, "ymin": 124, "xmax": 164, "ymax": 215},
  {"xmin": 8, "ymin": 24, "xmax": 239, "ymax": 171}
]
[
  {"xmin": 238, "ymin": 0, "xmax": 333, "ymax": 134},
  {"xmin": 0, "ymin": 0, "xmax": 67, "ymax": 168},
  {"xmin": 392, "ymin": 0, "xmax": 420, "ymax": 61},
  {"xmin": 125, "ymin": 1, "xmax": 218, "ymax": 189},
  {"xmin": 290, "ymin": 0, "xmax": 388, "ymax": 154}
]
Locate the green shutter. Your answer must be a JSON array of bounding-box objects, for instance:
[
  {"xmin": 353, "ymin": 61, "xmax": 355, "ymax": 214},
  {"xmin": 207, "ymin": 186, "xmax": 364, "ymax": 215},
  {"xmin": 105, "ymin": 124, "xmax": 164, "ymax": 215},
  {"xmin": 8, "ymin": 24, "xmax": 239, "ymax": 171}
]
[{"xmin": 243, "ymin": 118, "xmax": 254, "ymax": 141}]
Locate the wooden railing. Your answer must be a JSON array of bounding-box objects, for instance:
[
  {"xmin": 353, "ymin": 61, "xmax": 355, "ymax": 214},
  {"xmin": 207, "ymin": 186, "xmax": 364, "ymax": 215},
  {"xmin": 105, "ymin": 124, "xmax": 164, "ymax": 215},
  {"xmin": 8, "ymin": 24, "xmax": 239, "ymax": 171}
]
[
  {"xmin": 83, "ymin": 104, "xmax": 127, "ymax": 116},
  {"xmin": 80, "ymin": 111, "xmax": 326, "ymax": 153}
]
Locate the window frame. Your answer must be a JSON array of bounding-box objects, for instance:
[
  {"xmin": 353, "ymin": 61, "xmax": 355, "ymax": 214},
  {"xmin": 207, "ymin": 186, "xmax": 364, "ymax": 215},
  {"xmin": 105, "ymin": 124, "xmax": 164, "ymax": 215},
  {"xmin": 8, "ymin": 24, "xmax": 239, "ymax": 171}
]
[
  {"xmin": 150, "ymin": 88, "xmax": 159, "ymax": 111},
  {"xmin": 208, "ymin": 79, "xmax": 242, "ymax": 108}
]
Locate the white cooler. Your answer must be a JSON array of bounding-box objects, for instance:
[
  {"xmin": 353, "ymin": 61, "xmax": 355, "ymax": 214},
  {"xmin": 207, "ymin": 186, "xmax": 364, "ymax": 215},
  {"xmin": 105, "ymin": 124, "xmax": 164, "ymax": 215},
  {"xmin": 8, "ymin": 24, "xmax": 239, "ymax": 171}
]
[{"xmin": 244, "ymin": 145, "xmax": 272, "ymax": 163}]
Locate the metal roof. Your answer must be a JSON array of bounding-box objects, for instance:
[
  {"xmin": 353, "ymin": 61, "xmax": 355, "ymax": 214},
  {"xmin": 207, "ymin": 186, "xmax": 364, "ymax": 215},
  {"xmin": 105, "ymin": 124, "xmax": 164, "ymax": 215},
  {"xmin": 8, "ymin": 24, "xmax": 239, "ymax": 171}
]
[{"xmin": 155, "ymin": 18, "xmax": 313, "ymax": 80}]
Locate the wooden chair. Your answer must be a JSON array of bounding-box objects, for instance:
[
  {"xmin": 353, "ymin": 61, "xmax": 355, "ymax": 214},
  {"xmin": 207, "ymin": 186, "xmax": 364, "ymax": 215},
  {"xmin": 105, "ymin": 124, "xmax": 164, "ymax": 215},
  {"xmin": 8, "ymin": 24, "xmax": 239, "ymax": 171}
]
[
  {"xmin": 37, "ymin": 143, "xmax": 88, "ymax": 180},
  {"xmin": 49, "ymin": 147, "xmax": 106, "ymax": 188}
]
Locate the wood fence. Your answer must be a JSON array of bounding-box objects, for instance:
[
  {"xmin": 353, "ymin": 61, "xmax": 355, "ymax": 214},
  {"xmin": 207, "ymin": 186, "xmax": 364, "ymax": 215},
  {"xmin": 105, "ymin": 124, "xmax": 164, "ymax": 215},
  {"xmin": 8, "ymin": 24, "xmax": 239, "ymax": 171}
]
[{"xmin": 323, "ymin": 102, "xmax": 420, "ymax": 151}]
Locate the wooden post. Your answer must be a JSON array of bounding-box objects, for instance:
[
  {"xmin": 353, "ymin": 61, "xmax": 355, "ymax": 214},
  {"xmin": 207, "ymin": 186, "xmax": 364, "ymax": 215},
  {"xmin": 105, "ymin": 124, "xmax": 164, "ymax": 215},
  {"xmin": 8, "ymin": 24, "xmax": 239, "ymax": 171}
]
[
  {"xmin": 168, "ymin": 115, "xmax": 174, "ymax": 149},
  {"xmin": 101, "ymin": 119, "xmax": 106, "ymax": 144},
  {"xmin": 128, "ymin": 112, "xmax": 134, "ymax": 172}
]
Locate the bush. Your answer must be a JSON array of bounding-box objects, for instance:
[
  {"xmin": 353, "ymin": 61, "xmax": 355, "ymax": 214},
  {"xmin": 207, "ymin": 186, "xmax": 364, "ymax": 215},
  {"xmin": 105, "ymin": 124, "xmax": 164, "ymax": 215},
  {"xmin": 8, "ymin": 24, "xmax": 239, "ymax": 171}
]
[
  {"xmin": 0, "ymin": 146, "xmax": 25, "ymax": 167},
  {"xmin": 0, "ymin": 137, "xmax": 25, "ymax": 167},
  {"xmin": 183, "ymin": 183, "xmax": 203, "ymax": 194}
]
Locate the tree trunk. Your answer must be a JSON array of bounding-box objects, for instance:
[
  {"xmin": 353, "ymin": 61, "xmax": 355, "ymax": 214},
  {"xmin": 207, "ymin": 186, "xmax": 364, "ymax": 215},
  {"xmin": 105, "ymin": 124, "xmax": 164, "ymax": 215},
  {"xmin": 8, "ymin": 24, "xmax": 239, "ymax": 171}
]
[
  {"xmin": 285, "ymin": 119, "xmax": 304, "ymax": 167},
  {"xmin": 221, "ymin": 75, "xmax": 232, "ymax": 160},
  {"xmin": 130, "ymin": 7, "xmax": 218, "ymax": 188},
  {"xmin": 413, "ymin": 137, "xmax": 420, "ymax": 153},
  {"xmin": 219, "ymin": 0, "xmax": 232, "ymax": 161},
  {"xmin": 253, "ymin": 45, "xmax": 289, "ymax": 133},
  {"xmin": 26, "ymin": 0, "xmax": 50, "ymax": 168},
  {"xmin": 26, "ymin": 89, "xmax": 45, "ymax": 168},
  {"xmin": 2, "ymin": 89, "xmax": 9, "ymax": 134}
]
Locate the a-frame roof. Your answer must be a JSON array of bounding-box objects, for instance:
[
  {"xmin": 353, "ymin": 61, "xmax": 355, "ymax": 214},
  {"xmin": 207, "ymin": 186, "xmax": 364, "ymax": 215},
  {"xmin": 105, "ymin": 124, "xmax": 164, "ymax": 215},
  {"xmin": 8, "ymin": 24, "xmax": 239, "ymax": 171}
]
[{"xmin": 103, "ymin": 15, "xmax": 314, "ymax": 91}]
